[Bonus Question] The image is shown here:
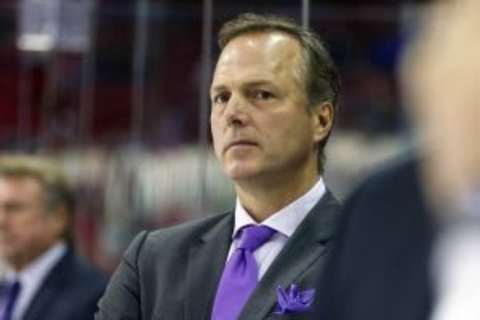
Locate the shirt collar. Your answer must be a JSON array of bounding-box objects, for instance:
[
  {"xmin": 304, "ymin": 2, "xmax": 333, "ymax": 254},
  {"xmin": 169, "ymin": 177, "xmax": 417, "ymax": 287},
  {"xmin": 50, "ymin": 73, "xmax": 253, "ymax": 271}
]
[
  {"xmin": 6, "ymin": 241, "xmax": 67, "ymax": 285},
  {"xmin": 233, "ymin": 178, "xmax": 326, "ymax": 239}
]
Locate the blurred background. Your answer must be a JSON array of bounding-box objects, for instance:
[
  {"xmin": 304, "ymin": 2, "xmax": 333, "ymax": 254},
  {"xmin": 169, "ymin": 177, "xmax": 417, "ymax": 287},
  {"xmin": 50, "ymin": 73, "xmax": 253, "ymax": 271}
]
[{"xmin": 0, "ymin": 0, "xmax": 429, "ymax": 272}]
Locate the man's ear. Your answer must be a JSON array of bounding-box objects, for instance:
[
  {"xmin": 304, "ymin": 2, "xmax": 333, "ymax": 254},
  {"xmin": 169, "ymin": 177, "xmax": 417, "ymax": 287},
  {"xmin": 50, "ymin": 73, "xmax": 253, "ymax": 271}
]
[
  {"xmin": 311, "ymin": 102, "xmax": 334, "ymax": 144},
  {"xmin": 48, "ymin": 206, "xmax": 69, "ymax": 239}
]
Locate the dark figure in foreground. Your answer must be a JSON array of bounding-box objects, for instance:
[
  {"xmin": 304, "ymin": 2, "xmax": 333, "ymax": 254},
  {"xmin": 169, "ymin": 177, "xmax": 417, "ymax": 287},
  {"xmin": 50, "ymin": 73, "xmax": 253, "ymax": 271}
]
[
  {"xmin": 314, "ymin": 157, "xmax": 434, "ymax": 320},
  {"xmin": 313, "ymin": 0, "xmax": 480, "ymax": 319}
]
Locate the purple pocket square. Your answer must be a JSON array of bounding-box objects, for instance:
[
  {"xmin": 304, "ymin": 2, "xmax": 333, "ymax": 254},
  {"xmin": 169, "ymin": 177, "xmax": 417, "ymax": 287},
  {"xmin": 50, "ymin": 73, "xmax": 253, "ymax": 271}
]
[{"xmin": 274, "ymin": 284, "xmax": 316, "ymax": 315}]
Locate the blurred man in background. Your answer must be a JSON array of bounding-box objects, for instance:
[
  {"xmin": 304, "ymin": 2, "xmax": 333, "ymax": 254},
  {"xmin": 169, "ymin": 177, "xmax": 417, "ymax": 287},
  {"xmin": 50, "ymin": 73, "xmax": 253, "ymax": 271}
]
[
  {"xmin": 97, "ymin": 13, "xmax": 341, "ymax": 320},
  {"xmin": 312, "ymin": 0, "xmax": 480, "ymax": 319},
  {"xmin": 0, "ymin": 155, "xmax": 107, "ymax": 320}
]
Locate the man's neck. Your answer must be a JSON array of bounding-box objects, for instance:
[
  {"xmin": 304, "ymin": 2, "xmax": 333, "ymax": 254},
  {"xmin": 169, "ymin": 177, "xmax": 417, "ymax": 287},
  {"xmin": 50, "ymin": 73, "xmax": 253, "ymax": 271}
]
[
  {"xmin": 7, "ymin": 241, "xmax": 66, "ymax": 273},
  {"xmin": 235, "ymin": 171, "xmax": 320, "ymax": 222}
]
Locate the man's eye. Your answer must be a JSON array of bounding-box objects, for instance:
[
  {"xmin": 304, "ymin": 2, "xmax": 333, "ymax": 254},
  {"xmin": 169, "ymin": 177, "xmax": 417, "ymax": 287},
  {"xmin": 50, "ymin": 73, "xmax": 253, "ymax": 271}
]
[
  {"xmin": 213, "ymin": 93, "xmax": 230, "ymax": 105},
  {"xmin": 254, "ymin": 90, "xmax": 274, "ymax": 100}
]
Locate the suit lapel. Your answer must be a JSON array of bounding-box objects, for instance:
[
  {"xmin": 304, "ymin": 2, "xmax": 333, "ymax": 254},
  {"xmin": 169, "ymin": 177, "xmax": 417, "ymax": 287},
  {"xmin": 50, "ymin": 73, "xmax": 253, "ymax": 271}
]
[
  {"xmin": 184, "ymin": 212, "xmax": 234, "ymax": 320},
  {"xmin": 239, "ymin": 192, "xmax": 341, "ymax": 320},
  {"xmin": 24, "ymin": 284, "xmax": 57, "ymax": 320},
  {"xmin": 22, "ymin": 250, "xmax": 71, "ymax": 320}
]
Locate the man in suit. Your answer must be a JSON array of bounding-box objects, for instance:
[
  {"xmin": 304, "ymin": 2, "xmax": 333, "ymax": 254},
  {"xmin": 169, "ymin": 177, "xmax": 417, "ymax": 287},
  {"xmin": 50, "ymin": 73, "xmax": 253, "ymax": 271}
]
[
  {"xmin": 312, "ymin": 0, "xmax": 480, "ymax": 319},
  {"xmin": 96, "ymin": 13, "xmax": 341, "ymax": 320},
  {"xmin": 0, "ymin": 155, "xmax": 107, "ymax": 320}
]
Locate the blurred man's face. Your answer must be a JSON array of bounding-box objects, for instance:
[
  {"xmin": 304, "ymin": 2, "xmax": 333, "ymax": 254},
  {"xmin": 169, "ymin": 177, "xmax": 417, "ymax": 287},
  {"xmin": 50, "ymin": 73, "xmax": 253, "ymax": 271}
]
[
  {"xmin": 0, "ymin": 176, "xmax": 64, "ymax": 271},
  {"xmin": 210, "ymin": 32, "xmax": 323, "ymax": 185}
]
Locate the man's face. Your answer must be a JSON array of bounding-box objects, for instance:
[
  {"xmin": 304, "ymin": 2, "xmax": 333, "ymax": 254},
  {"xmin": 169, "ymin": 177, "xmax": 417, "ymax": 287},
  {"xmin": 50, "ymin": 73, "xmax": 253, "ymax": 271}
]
[
  {"xmin": 0, "ymin": 176, "xmax": 64, "ymax": 270},
  {"xmin": 210, "ymin": 32, "xmax": 323, "ymax": 184}
]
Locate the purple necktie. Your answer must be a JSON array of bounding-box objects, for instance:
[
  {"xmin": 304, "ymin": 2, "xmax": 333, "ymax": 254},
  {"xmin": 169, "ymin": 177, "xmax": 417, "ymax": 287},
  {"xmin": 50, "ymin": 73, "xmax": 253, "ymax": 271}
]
[
  {"xmin": 211, "ymin": 225, "xmax": 276, "ymax": 320},
  {"xmin": 1, "ymin": 280, "xmax": 21, "ymax": 320}
]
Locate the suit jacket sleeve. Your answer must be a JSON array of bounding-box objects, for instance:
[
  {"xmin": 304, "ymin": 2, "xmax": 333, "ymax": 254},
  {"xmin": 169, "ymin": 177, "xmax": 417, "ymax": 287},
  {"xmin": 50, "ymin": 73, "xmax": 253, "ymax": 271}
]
[{"xmin": 96, "ymin": 231, "xmax": 149, "ymax": 320}]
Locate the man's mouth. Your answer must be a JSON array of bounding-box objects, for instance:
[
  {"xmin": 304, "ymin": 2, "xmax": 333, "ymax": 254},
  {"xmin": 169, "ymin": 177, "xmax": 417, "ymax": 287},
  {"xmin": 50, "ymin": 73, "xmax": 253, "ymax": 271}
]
[{"xmin": 224, "ymin": 140, "xmax": 258, "ymax": 153}]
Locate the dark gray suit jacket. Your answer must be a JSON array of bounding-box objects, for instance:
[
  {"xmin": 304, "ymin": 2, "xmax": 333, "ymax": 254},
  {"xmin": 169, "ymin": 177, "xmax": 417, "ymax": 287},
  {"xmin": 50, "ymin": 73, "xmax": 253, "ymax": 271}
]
[{"xmin": 96, "ymin": 192, "xmax": 340, "ymax": 320}]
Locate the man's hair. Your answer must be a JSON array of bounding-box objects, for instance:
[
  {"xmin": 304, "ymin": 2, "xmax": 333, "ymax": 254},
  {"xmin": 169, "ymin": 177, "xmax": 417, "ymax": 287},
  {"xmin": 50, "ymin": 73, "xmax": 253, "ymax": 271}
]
[
  {"xmin": 218, "ymin": 13, "xmax": 341, "ymax": 174},
  {"xmin": 0, "ymin": 154, "xmax": 75, "ymax": 246}
]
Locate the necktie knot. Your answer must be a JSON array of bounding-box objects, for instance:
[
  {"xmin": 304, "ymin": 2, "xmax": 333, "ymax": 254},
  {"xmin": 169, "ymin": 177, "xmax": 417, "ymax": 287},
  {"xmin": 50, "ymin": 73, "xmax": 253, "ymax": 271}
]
[{"xmin": 237, "ymin": 225, "xmax": 276, "ymax": 252}]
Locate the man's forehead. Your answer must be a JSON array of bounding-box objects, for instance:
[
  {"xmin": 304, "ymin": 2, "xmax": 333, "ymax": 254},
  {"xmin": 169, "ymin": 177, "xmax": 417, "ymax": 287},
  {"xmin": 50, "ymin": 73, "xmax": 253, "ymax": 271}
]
[
  {"xmin": 0, "ymin": 176, "xmax": 43, "ymax": 195},
  {"xmin": 217, "ymin": 32, "xmax": 300, "ymax": 65},
  {"xmin": 212, "ymin": 32, "xmax": 302, "ymax": 88}
]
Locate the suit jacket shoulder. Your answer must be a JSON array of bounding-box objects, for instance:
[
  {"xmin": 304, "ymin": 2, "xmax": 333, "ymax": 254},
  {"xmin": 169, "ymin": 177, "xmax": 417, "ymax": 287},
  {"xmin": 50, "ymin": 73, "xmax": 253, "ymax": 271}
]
[
  {"xmin": 24, "ymin": 248, "xmax": 108, "ymax": 320},
  {"xmin": 97, "ymin": 211, "xmax": 234, "ymax": 320}
]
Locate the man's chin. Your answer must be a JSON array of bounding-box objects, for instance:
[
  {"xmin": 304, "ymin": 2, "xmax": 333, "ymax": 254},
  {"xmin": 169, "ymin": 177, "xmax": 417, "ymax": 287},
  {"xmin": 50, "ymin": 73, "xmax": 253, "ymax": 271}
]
[{"xmin": 224, "ymin": 165, "xmax": 262, "ymax": 181}]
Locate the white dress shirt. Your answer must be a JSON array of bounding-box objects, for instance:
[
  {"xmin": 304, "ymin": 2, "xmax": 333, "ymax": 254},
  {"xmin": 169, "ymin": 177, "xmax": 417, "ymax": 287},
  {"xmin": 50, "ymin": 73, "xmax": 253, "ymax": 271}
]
[
  {"xmin": 431, "ymin": 190, "xmax": 480, "ymax": 320},
  {"xmin": 4, "ymin": 242, "xmax": 67, "ymax": 320},
  {"xmin": 227, "ymin": 178, "xmax": 326, "ymax": 279}
]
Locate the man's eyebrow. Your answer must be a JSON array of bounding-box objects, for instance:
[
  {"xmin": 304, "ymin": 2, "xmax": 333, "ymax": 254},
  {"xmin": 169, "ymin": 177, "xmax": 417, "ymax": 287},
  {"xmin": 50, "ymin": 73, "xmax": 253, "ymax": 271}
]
[
  {"xmin": 243, "ymin": 80, "xmax": 274, "ymax": 88},
  {"xmin": 210, "ymin": 80, "xmax": 275, "ymax": 94},
  {"xmin": 210, "ymin": 85, "xmax": 228, "ymax": 94}
]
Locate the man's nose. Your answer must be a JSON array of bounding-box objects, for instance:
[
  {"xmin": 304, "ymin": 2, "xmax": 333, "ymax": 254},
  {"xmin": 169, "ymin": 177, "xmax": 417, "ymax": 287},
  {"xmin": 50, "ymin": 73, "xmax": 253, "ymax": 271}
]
[{"xmin": 224, "ymin": 94, "xmax": 250, "ymax": 126}]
